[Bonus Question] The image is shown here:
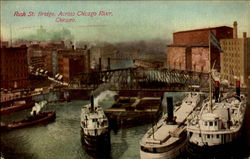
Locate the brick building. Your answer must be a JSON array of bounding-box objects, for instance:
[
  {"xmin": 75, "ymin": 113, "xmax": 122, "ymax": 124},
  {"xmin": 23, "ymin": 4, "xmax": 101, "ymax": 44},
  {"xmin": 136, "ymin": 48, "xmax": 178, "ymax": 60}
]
[
  {"xmin": 167, "ymin": 25, "xmax": 233, "ymax": 72},
  {"xmin": 220, "ymin": 22, "xmax": 250, "ymax": 87},
  {"xmin": 0, "ymin": 45, "xmax": 29, "ymax": 89},
  {"xmin": 58, "ymin": 48, "xmax": 89, "ymax": 82},
  {"xmin": 28, "ymin": 41, "xmax": 65, "ymax": 75}
]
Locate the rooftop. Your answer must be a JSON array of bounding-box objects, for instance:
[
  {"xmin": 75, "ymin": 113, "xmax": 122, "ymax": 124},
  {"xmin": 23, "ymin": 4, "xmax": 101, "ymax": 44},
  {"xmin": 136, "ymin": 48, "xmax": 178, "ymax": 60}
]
[{"xmin": 174, "ymin": 26, "xmax": 232, "ymax": 34}]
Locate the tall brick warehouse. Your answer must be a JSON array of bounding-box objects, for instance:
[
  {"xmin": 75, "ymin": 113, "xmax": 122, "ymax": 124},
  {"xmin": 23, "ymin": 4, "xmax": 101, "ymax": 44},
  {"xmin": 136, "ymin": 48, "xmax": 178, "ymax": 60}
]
[
  {"xmin": 166, "ymin": 25, "xmax": 233, "ymax": 72},
  {"xmin": 0, "ymin": 45, "xmax": 29, "ymax": 90}
]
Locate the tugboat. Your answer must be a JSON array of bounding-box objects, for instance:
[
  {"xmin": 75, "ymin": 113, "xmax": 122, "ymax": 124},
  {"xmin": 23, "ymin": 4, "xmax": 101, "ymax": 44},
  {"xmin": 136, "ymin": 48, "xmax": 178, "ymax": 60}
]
[
  {"xmin": 1, "ymin": 101, "xmax": 55, "ymax": 129},
  {"xmin": 140, "ymin": 92, "xmax": 203, "ymax": 159},
  {"xmin": 80, "ymin": 94, "xmax": 110, "ymax": 157},
  {"xmin": 186, "ymin": 81, "xmax": 247, "ymax": 158}
]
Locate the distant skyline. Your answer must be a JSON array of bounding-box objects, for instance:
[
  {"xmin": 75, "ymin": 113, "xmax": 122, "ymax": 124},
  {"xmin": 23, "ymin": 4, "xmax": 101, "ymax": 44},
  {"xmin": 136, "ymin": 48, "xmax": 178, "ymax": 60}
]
[{"xmin": 1, "ymin": 1, "xmax": 250, "ymax": 42}]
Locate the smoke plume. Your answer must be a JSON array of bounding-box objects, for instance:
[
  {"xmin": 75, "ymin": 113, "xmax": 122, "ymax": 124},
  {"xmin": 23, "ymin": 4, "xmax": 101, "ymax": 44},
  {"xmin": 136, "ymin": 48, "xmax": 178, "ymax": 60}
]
[{"xmin": 30, "ymin": 101, "xmax": 48, "ymax": 115}]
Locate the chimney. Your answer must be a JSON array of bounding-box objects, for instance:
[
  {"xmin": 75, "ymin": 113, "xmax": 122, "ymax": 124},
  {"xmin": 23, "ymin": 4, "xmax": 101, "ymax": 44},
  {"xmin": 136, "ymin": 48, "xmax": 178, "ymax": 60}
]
[
  {"xmin": 107, "ymin": 58, "xmax": 111, "ymax": 70},
  {"xmin": 214, "ymin": 81, "xmax": 220, "ymax": 102},
  {"xmin": 236, "ymin": 80, "xmax": 240, "ymax": 101},
  {"xmin": 87, "ymin": 50, "xmax": 91, "ymax": 72},
  {"xmin": 233, "ymin": 21, "xmax": 238, "ymax": 39},
  {"xmin": 243, "ymin": 32, "xmax": 247, "ymax": 38},
  {"xmin": 166, "ymin": 97, "xmax": 174, "ymax": 124},
  {"xmin": 99, "ymin": 57, "xmax": 102, "ymax": 72},
  {"xmin": 90, "ymin": 94, "xmax": 94, "ymax": 112}
]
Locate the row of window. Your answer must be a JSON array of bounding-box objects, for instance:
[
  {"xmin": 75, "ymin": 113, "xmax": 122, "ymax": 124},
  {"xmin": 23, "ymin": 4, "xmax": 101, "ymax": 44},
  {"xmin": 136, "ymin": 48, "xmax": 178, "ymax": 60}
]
[
  {"xmin": 222, "ymin": 41, "xmax": 241, "ymax": 45},
  {"xmin": 223, "ymin": 47, "xmax": 241, "ymax": 51},
  {"xmin": 204, "ymin": 121, "xmax": 217, "ymax": 126},
  {"xmin": 223, "ymin": 52, "xmax": 241, "ymax": 58},
  {"xmin": 199, "ymin": 134, "xmax": 220, "ymax": 139}
]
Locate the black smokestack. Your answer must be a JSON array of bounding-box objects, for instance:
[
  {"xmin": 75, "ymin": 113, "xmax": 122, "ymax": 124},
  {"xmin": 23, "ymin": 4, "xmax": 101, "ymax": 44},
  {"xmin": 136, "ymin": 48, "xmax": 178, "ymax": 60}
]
[
  {"xmin": 167, "ymin": 97, "xmax": 174, "ymax": 124},
  {"xmin": 99, "ymin": 57, "xmax": 102, "ymax": 72},
  {"xmin": 87, "ymin": 50, "xmax": 91, "ymax": 72},
  {"xmin": 107, "ymin": 58, "xmax": 111, "ymax": 70},
  {"xmin": 236, "ymin": 80, "xmax": 240, "ymax": 100},
  {"xmin": 214, "ymin": 81, "xmax": 220, "ymax": 102},
  {"xmin": 90, "ymin": 94, "xmax": 94, "ymax": 112}
]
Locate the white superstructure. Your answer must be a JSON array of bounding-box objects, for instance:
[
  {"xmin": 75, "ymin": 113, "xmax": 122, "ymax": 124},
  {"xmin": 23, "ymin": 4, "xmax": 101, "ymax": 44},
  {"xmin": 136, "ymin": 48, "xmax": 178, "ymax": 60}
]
[
  {"xmin": 80, "ymin": 104, "xmax": 109, "ymax": 137},
  {"xmin": 140, "ymin": 92, "xmax": 203, "ymax": 159},
  {"xmin": 187, "ymin": 94, "xmax": 246, "ymax": 147}
]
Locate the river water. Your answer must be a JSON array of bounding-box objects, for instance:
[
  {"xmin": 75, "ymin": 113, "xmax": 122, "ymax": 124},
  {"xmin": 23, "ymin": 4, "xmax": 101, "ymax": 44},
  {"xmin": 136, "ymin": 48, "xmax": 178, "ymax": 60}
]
[{"xmin": 0, "ymin": 92, "xmax": 249, "ymax": 159}]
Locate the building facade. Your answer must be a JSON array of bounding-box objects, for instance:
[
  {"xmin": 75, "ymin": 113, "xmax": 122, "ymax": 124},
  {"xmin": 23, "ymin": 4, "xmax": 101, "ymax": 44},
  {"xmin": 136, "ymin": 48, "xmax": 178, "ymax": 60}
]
[
  {"xmin": 167, "ymin": 25, "xmax": 233, "ymax": 72},
  {"xmin": 220, "ymin": 32, "xmax": 250, "ymax": 87},
  {"xmin": 0, "ymin": 45, "xmax": 29, "ymax": 90},
  {"xmin": 58, "ymin": 48, "xmax": 89, "ymax": 82}
]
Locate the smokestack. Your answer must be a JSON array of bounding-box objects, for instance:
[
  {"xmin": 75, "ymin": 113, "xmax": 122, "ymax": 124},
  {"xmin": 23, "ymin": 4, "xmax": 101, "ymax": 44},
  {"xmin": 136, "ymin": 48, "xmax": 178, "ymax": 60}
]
[
  {"xmin": 87, "ymin": 50, "xmax": 91, "ymax": 72},
  {"xmin": 166, "ymin": 97, "xmax": 174, "ymax": 124},
  {"xmin": 236, "ymin": 80, "xmax": 240, "ymax": 100},
  {"xmin": 90, "ymin": 94, "xmax": 94, "ymax": 112},
  {"xmin": 99, "ymin": 58, "xmax": 102, "ymax": 72},
  {"xmin": 233, "ymin": 21, "xmax": 238, "ymax": 39},
  {"xmin": 243, "ymin": 32, "xmax": 247, "ymax": 38},
  {"xmin": 214, "ymin": 81, "xmax": 220, "ymax": 102},
  {"xmin": 107, "ymin": 58, "xmax": 111, "ymax": 70},
  {"xmin": 227, "ymin": 108, "xmax": 231, "ymax": 129}
]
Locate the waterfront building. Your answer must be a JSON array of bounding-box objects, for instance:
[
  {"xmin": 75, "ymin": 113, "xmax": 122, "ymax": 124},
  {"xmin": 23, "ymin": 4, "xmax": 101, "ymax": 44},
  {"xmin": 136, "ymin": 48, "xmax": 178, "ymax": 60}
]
[
  {"xmin": 166, "ymin": 25, "xmax": 233, "ymax": 72},
  {"xmin": 220, "ymin": 22, "xmax": 250, "ymax": 87},
  {"xmin": 0, "ymin": 40, "xmax": 9, "ymax": 47},
  {"xmin": 28, "ymin": 41, "xmax": 65, "ymax": 75},
  {"xmin": 0, "ymin": 45, "xmax": 29, "ymax": 90},
  {"xmin": 58, "ymin": 48, "xmax": 89, "ymax": 82}
]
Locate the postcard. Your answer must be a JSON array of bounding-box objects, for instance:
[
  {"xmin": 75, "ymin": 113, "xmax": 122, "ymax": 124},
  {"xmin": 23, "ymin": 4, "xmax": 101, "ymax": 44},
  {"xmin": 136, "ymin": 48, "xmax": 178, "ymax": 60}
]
[{"xmin": 0, "ymin": 1, "xmax": 250, "ymax": 159}]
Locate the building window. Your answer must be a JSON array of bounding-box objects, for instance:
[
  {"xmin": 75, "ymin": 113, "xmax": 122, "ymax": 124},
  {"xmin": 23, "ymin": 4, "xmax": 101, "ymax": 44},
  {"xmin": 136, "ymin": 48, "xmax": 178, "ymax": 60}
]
[
  {"xmin": 209, "ymin": 122, "xmax": 213, "ymax": 126},
  {"xmin": 217, "ymin": 134, "xmax": 220, "ymax": 138},
  {"xmin": 215, "ymin": 121, "xmax": 217, "ymax": 126},
  {"xmin": 207, "ymin": 134, "xmax": 210, "ymax": 139}
]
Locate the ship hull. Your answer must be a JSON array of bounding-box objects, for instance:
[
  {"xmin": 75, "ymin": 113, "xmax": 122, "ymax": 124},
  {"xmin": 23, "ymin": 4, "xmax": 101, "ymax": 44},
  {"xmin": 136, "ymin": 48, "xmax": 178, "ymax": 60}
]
[
  {"xmin": 0, "ymin": 101, "xmax": 35, "ymax": 114},
  {"xmin": 187, "ymin": 137, "xmax": 245, "ymax": 159},
  {"xmin": 6, "ymin": 112, "xmax": 56, "ymax": 129},
  {"xmin": 140, "ymin": 138, "xmax": 187, "ymax": 159},
  {"xmin": 81, "ymin": 128, "xmax": 111, "ymax": 157}
]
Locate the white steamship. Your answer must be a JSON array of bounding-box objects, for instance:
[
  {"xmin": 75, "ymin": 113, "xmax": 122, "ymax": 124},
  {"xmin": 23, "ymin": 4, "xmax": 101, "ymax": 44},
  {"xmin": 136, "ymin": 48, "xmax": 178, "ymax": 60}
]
[{"xmin": 140, "ymin": 92, "xmax": 203, "ymax": 159}]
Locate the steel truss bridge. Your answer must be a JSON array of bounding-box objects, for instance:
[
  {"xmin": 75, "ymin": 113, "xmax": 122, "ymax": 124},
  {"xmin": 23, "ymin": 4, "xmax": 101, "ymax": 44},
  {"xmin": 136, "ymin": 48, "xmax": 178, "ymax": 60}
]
[{"xmin": 68, "ymin": 67, "xmax": 210, "ymax": 91}]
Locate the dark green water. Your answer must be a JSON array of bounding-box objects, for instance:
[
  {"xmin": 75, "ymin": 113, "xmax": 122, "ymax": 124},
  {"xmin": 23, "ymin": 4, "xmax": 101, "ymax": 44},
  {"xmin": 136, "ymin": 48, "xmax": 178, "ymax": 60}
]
[{"xmin": 1, "ymin": 92, "xmax": 249, "ymax": 159}]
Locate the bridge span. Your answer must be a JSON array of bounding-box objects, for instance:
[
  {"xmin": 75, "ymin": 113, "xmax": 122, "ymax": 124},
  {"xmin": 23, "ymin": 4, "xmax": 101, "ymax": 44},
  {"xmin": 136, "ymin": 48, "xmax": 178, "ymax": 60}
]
[{"xmin": 68, "ymin": 67, "xmax": 209, "ymax": 91}]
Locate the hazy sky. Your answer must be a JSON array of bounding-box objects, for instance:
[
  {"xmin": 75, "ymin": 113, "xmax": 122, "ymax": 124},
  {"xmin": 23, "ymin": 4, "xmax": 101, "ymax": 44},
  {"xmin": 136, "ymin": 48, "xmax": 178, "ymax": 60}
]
[{"xmin": 1, "ymin": 1, "xmax": 250, "ymax": 42}]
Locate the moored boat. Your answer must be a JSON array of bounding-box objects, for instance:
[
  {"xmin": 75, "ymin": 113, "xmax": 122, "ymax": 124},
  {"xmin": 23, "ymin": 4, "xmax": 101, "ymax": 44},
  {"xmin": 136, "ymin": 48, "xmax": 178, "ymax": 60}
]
[
  {"xmin": 140, "ymin": 92, "xmax": 203, "ymax": 159},
  {"xmin": 186, "ymin": 81, "xmax": 247, "ymax": 158},
  {"xmin": 0, "ymin": 100, "xmax": 35, "ymax": 114}
]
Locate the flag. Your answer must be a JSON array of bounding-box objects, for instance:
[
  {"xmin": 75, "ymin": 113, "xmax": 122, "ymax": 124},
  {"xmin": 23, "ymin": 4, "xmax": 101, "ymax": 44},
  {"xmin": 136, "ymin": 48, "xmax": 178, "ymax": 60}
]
[{"xmin": 209, "ymin": 32, "xmax": 222, "ymax": 52}]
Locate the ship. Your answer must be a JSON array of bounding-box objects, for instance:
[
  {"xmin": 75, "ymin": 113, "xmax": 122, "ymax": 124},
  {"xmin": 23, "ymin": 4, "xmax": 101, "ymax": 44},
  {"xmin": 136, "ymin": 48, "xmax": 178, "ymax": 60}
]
[
  {"xmin": 2, "ymin": 111, "xmax": 56, "ymax": 129},
  {"xmin": 186, "ymin": 31, "xmax": 247, "ymax": 158},
  {"xmin": 1, "ymin": 101, "xmax": 55, "ymax": 129},
  {"xmin": 186, "ymin": 81, "xmax": 247, "ymax": 158},
  {"xmin": 139, "ymin": 92, "xmax": 203, "ymax": 159},
  {"xmin": 0, "ymin": 98, "xmax": 35, "ymax": 114},
  {"xmin": 80, "ymin": 94, "xmax": 110, "ymax": 157}
]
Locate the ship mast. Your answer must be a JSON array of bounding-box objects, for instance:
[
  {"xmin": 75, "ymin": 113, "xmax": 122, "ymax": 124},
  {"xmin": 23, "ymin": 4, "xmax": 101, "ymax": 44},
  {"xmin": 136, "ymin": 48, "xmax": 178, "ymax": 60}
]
[{"xmin": 208, "ymin": 31, "xmax": 212, "ymax": 112}]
